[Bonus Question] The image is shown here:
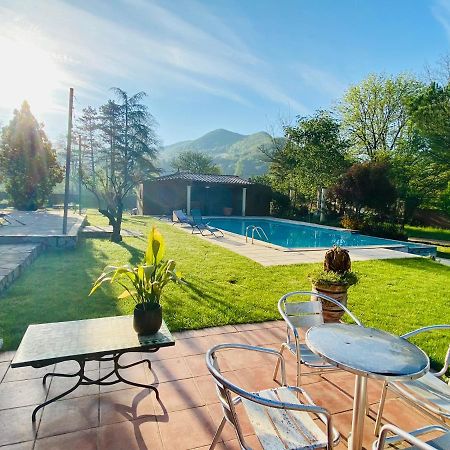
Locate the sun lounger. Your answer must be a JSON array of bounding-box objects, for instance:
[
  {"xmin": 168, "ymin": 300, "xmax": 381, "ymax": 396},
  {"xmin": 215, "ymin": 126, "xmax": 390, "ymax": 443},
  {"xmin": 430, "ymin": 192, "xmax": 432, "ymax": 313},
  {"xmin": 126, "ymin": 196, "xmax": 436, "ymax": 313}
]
[{"xmin": 191, "ymin": 209, "xmax": 224, "ymax": 237}]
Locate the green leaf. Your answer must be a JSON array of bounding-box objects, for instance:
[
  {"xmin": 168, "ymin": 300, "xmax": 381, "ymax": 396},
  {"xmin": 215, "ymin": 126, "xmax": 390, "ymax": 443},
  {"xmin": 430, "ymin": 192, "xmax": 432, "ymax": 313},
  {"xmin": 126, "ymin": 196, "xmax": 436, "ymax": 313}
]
[{"xmin": 145, "ymin": 226, "xmax": 165, "ymax": 265}]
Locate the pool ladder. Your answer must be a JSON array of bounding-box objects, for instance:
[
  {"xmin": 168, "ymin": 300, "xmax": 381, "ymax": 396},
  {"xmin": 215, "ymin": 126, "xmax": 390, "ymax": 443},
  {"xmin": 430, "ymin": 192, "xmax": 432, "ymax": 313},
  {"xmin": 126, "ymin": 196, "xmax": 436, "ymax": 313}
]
[{"xmin": 245, "ymin": 225, "xmax": 268, "ymax": 244}]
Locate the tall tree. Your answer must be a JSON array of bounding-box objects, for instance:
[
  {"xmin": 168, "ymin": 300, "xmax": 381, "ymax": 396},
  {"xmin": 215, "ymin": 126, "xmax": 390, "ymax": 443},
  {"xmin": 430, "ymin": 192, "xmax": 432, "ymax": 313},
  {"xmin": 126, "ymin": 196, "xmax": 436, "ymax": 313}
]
[
  {"xmin": 267, "ymin": 111, "xmax": 350, "ymax": 204},
  {"xmin": 76, "ymin": 106, "xmax": 99, "ymax": 184},
  {"xmin": 170, "ymin": 150, "xmax": 220, "ymax": 174},
  {"xmin": 83, "ymin": 88, "xmax": 159, "ymax": 242},
  {"xmin": 0, "ymin": 101, "xmax": 63, "ymax": 210},
  {"xmin": 339, "ymin": 74, "xmax": 419, "ymax": 160}
]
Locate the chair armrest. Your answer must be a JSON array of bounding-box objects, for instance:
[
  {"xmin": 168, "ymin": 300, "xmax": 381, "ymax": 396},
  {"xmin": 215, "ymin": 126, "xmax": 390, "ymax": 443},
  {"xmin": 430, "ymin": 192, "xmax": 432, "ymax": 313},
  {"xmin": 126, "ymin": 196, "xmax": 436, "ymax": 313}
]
[
  {"xmin": 401, "ymin": 325, "xmax": 450, "ymax": 377},
  {"xmin": 373, "ymin": 424, "xmax": 449, "ymax": 450},
  {"xmin": 207, "ymin": 343, "xmax": 288, "ymax": 385}
]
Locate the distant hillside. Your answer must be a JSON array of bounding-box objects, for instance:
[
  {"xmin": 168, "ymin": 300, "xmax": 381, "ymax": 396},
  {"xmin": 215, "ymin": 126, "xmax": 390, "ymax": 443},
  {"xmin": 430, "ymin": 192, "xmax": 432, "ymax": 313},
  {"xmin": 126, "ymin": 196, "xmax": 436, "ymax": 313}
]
[{"xmin": 159, "ymin": 129, "xmax": 282, "ymax": 178}]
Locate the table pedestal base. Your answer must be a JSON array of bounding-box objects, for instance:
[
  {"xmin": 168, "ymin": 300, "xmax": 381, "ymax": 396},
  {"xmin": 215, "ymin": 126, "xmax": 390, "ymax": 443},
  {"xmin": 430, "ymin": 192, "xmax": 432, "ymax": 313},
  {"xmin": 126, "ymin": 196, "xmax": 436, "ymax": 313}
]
[
  {"xmin": 32, "ymin": 350, "xmax": 158, "ymax": 422},
  {"xmin": 348, "ymin": 374, "xmax": 368, "ymax": 450}
]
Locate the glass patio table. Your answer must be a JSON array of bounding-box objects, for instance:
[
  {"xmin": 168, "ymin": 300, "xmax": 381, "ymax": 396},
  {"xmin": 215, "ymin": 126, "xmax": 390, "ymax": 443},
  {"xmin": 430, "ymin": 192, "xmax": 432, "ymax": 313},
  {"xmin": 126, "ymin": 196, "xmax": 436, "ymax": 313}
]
[
  {"xmin": 305, "ymin": 323, "xmax": 429, "ymax": 450},
  {"xmin": 11, "ymin": 315, "xmax": 175, "ymax": 421}
]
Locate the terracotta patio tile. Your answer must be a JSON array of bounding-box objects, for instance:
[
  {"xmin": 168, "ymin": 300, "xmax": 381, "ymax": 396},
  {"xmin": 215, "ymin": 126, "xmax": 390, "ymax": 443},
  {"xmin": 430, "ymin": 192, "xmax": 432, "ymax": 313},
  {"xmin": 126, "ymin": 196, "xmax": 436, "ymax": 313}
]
[
  {"xmin": 0, "ymin": 405, "xmax": 40, "ymax": 446},
  {"xmin": 371, "ymin": 397, "xmax": 433, "ymax": 431},
  {"xmin": 220, "ymin": 348, "xmax": 272, "ymax": 371},
  {"xmin": 0, "ymin": 361, "xmax": 9, "ymax": 382},
  {"xmin": 98, "ymin": 419, "xmax": 163, "ymax": 450},
  {"xmin": 99, "ymin": 351, "xmax": 143, "ymax": 369},
  {"xmin": 100, "ymin": 387, "xmax": 155, "ymax": 425},
  {"xmin": 305, "ymin": 380, "xmax": 354, "ymax": 414},
  {"xmin": 149, "ymin": 357, "xmax": 192, "ymax": 383},
  {"xmin": 185, "ymin": 353, "xmax": 230, "ymax": 377},
  {"xmin": 0, "ymin": 351, "xmax": 15, "ymax": 363},
  {"xmin": 0, "ymin": 378, "xmax": 48, "ymax": 410},
  {"xmin": 202, "ymin": 325, "xmax": 239, "ymax": 336},
  {"xmin": 207, "ymin": 402, "xmax": 254, "ymax": 442},
  {"xmin": 236, "ymin": 327, "xmax": 285, "ymax": 346},
  {"xmin": 322, "ymin": 371, "xmax": 393, "ymax": 405},
  {"xmin": 0, "ymin": 442, "xmax": 34, "ymax": 450},
  {"xmin": 176, "ymin": 337, "xmax": 212, "ymax": 357},
  {"xmin": 54, "ymin": 359, "xmax": 99, "ymax": 372},
  {"xmin": 34, "ymin": 428, "xmax": 97, "ymax": 450},
  {"xmin": 194, "ymin": 371, "xmax": 242, "ymax": 406},
  {"xmin": 38, "ymin": 395, "xmax": 99, "ymax": 438},
  {"xmin": 157, "ymin": 406, "xmax": 217, "ymax": 450},
  {"xmin": 332, "ymin": 410, "xmax": 379, "ymax": 450},
  {"xmin": 209, "ymin": 332, "xmax": 251, "ymax": 346},
  {"xmin": 3, "ymin": 364, "xmax": 56, "ymax": 383},
  {"xmin": 47, "ymin": 369, "xmax": 100, "ymax": 400},
  {"xmin": 99, "ymin": 363, "xmax": 149, "ymax": 393},
  {"xmin": 142, "ymin": 344, "xmax": 180, "ymax": 361},
  {"xmin": 173, "ymin": 329, "xmax": 209, "ymax": 340},
  {"xmin": 153, "ymin": 378, "xmax": 204, "ymax": 413}
]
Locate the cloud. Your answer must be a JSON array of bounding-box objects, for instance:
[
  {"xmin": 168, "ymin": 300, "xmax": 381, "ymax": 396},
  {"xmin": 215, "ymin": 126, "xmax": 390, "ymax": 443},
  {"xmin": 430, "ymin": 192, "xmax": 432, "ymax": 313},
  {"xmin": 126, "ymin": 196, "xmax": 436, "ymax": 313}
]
[
  {"xmin": 295, "ymin": 63, "xmax": 347, "ymax": 98},
  {"xmin": 432, "ymin": 0, "xmax": 450, "ymax": 39},
  {"xmin": 0, "ymin": 0, "xmax": 309, "ymax": 120}
]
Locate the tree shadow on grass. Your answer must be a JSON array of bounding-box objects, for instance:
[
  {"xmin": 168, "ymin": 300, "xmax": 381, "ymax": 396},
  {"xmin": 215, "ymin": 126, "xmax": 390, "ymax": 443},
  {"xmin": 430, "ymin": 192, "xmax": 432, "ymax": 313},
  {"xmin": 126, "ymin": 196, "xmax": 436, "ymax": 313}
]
[{"xmin": 119, "ymin": 240, "xmax": 145, "ymax": 266}]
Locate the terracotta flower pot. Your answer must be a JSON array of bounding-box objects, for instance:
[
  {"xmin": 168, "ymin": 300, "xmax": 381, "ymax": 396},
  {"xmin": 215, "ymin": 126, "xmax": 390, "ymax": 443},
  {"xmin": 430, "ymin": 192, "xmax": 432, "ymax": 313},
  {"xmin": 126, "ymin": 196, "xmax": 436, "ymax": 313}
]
[
  {"xmin": 311, "ymin": 283, "xmax": 348, "ymax": 323},
  {"xmin": 133, "ymin": 303, "xmax": 162, "ymax": 335}
]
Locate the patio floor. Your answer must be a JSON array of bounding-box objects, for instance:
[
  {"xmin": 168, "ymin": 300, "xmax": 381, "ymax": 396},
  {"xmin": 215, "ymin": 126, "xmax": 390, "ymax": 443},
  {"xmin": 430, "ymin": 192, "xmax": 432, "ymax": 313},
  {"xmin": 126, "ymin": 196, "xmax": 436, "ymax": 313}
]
[{"xmin": 0, "ymin": 321, "xmax": 436, "ymax": 449}]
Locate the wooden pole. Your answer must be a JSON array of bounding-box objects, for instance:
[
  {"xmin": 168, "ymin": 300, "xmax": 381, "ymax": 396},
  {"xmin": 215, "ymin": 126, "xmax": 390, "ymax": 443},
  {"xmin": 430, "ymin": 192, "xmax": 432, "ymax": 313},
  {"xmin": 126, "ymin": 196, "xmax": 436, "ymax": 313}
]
[
  {"xmin": 62, "ymin": 87, "xmax": 74, "ymax": 234},
  {"xmin": 78, "ymin": 135, "xmax": 82, "ymax": 215}
]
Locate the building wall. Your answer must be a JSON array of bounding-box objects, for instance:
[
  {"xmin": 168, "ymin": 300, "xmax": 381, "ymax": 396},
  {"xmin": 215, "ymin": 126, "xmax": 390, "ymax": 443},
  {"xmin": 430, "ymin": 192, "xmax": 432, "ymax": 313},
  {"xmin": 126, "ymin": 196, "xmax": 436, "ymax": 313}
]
[{"xmin": 139, "ymin": 180, "xmax": 271, "ymax": 216}]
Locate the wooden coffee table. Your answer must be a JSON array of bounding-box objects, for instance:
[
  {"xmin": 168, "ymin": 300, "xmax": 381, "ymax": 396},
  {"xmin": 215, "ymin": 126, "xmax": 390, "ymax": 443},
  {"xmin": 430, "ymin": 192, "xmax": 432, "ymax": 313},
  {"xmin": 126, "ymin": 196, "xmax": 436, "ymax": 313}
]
[{"xmin": 11, "ymin": 315, "xmax": 175, "ymax": 421}]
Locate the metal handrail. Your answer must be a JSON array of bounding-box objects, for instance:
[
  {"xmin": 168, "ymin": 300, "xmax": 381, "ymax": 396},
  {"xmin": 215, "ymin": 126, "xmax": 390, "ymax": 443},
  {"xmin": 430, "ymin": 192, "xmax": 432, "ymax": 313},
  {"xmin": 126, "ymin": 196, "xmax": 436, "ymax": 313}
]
[{"xmin": 245, "ymin": 225, "xmax": 268, "ymax": 244}]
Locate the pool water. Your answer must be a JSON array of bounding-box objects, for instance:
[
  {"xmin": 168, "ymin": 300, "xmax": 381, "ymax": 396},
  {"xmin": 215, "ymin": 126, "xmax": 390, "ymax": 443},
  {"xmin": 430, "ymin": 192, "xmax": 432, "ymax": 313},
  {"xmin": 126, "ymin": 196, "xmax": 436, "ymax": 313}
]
[{"xmin": 206, "ymin": 217, "xmax": 435, "ymax": 256}]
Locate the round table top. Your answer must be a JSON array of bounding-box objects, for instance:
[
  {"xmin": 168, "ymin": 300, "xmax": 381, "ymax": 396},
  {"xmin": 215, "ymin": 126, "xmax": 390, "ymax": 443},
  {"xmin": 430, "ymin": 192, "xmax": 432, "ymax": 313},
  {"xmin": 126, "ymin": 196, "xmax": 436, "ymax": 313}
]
[{"xmin": 305, "ymin": 324, "xmax": 429, "ymax": 380}]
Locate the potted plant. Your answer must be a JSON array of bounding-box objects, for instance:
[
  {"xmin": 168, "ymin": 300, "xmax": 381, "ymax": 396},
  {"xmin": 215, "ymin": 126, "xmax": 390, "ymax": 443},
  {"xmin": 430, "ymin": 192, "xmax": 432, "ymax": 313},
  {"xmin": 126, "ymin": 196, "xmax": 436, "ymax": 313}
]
[
  {"xmin": 89, "ymin": 226, "xmax": 183, "ymax": 335},
  {"xmin": 308, "ymin": 246, "xmax": 358, "ymax": 323}
]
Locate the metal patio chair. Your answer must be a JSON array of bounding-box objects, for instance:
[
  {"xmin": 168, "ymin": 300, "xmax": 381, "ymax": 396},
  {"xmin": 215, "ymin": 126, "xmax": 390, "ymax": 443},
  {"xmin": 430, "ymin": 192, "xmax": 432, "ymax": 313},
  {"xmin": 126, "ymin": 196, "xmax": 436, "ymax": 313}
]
[
  {"xmin": 206, "ymin": 343, "xmax": 340, "ymax": 450},
  {"xmin": 373, "ymin": 423, "xmax": 450, "ymax": 449},
  {"xmin": 374, "ymin": 324, "xmax": 450, "ymax": 435},
  {"xmin": 273, "ymin": 291, "xmax": 362, "ymax": 387}
]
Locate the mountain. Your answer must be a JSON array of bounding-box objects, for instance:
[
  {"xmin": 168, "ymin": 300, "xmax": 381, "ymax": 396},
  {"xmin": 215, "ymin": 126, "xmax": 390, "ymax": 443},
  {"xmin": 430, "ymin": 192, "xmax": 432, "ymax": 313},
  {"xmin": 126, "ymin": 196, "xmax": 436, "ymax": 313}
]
[{"xmin": 160, "ymin": 129, "xmax": 282, "ymax": 178}]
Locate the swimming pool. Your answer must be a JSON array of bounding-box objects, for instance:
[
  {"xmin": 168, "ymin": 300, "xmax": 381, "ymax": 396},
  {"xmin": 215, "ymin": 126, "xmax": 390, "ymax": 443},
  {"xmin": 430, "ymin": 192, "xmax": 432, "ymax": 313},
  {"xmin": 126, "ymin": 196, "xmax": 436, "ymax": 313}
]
[{"xmin": 206, "ymin": 217, "xmax": 436, "ymax": 256}]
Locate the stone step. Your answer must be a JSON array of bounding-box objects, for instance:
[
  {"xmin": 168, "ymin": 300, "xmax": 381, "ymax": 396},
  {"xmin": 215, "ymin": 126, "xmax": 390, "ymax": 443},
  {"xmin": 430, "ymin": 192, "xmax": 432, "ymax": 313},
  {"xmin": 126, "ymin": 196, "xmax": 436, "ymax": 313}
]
[{"xmin": 0, "ymin": 244, "xmax": 43, "ymax": 294}]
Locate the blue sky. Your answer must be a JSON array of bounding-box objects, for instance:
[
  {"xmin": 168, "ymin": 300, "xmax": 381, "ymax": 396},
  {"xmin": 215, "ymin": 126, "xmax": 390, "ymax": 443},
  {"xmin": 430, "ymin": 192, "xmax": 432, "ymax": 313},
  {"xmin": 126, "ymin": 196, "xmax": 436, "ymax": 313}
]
[{"xmin": 0, "ymin": 0, "xmax": 449, "ymax": 145}]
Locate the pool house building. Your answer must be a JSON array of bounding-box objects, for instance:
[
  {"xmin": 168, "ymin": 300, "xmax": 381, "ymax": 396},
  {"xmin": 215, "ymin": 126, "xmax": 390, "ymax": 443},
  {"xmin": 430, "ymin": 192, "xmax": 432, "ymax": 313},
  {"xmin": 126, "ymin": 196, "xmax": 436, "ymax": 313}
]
[{"xmin": 137, "ymin": 172, "xmax": 271, "ymax": 216}]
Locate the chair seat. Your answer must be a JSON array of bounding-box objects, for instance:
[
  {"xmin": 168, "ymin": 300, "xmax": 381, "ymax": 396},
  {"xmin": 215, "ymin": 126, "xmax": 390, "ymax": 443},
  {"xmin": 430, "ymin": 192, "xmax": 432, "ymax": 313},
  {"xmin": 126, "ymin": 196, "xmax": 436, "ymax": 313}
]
[
  {"xmin": 286, "ymin": 343, "xmax": 336, "ymax": 369},
  {"xmin": 407, "ymin": 432, "xmax": 450, "ymax": 450},
  {"xmin": 241, "ymin": 387, "xmax": 328, "ymax": 449},
  {"xmin": 392, "ymin": 373, "xmax": 450, "ymax": 418}
]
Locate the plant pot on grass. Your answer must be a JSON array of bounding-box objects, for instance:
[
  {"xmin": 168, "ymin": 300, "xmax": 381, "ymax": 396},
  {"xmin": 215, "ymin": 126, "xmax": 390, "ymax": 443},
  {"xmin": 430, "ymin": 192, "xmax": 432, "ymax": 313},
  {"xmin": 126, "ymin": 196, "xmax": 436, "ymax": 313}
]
[
  {"xmin": 90, "ymin": 226, "xmax": 184, "ymax": 335},
  {"xmin": 308, "ymin": 246, "xmax": 358, "ymax": 323}
]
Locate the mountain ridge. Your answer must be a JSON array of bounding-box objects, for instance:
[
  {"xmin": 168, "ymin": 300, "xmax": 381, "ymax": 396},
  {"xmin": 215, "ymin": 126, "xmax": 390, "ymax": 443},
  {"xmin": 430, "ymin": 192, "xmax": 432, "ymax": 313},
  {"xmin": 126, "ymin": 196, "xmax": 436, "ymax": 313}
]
[{"xmin": 160, "ymin": 128, "xmax": 280, "ymax": 177}]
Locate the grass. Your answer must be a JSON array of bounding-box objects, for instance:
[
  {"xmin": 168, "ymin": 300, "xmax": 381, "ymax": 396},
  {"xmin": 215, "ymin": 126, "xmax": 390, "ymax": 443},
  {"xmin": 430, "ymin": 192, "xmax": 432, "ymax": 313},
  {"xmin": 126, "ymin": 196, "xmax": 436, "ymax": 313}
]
[
  {"xmin": 437, "ymin": 246, "xmax": 450, "ymax": 260},
  {"xmin": 405, "ymin": 225, "xmax": 450, "ymax": 242},
  {"xmin": 0, "ymin": 211, "xmax": 449, "ymax": 369}
]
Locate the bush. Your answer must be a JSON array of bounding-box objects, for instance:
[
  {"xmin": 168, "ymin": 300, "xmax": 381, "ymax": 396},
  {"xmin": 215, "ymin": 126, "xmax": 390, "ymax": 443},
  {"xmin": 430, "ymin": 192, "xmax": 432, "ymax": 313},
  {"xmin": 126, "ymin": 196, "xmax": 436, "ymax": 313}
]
[
  {"xmin": 340, "ymin": 214, "xmax": 363, "ymax": 230},
  {"xmin": 360, "ymin": 221, "xmax": 408, "ymax": 241}
]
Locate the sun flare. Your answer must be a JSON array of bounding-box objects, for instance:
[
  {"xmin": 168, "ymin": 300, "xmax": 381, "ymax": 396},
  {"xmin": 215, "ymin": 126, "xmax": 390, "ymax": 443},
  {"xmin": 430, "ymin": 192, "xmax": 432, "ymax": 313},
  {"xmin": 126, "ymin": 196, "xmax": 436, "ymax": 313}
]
[{"xmin": 0, "ymin": 34, "xmax": 66, "ymax": 119}]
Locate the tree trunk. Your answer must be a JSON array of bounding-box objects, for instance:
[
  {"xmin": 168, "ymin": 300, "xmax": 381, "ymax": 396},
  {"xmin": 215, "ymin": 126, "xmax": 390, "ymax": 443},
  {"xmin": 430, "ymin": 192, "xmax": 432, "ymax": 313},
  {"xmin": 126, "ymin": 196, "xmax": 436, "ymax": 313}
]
[{"xmin": 98, "ymin": 207, "xmax": 123, "ymax": 242}]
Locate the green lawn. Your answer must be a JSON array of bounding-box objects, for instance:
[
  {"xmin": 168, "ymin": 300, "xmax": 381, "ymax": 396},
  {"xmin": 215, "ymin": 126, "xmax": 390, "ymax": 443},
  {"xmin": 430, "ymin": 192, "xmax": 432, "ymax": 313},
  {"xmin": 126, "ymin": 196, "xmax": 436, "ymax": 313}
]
[
  {"xmin": 0, "ymin": 212, "xmax": 449, "ymax": 370},
  {"xmin": 405, "ymin": 225, "xmax": 450, "ymax": 242}
]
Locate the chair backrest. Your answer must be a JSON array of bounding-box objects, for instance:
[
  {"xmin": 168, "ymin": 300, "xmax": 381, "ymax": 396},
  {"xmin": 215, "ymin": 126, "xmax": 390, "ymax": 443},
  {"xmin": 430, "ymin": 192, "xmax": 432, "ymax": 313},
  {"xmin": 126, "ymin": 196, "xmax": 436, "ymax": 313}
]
[
  {"xmin": 190, "ymin": 209, "xmax": 202, "ymax": 222},
  {"xmin": 278, "ymin": 290, "xmax": 362, "ymax": 332},
  {"xmin": 173, "ymin": 210, "xmax": 187, "ymax": 222},
  {"xmin": 401, "ymin": 325, "xmax": 450, "ymax": 378},
  {"xmin": 206, "ymin": 344, "xmax": 254, "ymax": 447}
]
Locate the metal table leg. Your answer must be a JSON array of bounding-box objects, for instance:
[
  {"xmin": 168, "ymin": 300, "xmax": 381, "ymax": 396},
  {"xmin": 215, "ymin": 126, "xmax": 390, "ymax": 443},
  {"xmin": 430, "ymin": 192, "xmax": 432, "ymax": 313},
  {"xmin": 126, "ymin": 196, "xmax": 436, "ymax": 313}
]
[
  {"xmin": 32, "ymin": 349, "xmax": 160, "ymax": 421},
  {"xmin": 348, "ymin": 374, "xmax": 368, "ymax": 450}
]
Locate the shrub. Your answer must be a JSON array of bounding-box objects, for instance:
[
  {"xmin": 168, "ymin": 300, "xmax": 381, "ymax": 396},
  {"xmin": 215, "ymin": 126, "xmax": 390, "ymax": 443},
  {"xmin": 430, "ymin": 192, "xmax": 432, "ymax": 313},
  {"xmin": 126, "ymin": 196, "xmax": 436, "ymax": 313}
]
[
  {"xmin": 360, "ymin": 221, "xmax": 408, "ymax": 241},
  {"xmin": 340, "ymin": 214, "xmax": 363, "ymax": 230}
]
